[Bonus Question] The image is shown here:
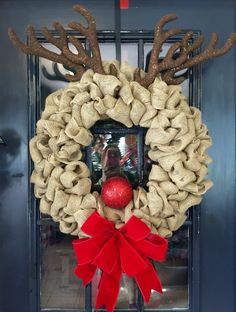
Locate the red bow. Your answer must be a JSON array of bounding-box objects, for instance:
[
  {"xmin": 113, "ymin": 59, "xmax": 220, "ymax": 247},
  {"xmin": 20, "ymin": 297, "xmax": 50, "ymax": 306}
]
[{"xmin": 73, "ymin": 211, "xmax": 168, "ymax": 312}]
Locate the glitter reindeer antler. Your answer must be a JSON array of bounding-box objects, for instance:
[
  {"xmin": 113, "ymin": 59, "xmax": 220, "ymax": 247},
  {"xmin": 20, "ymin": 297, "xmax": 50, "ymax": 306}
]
[
  {"xmin": 161, "ymin": 31, "xmax": 236, "ymax": 85},
  {"xmin": 8, "ymin": 5, "xmax": 236, "ymax": 86},
  {"xmin": 8, "ymin": 4, "xmax": 105, "ymax": 82},
  {"xmin": 134, "ymin": 14, "xmax": 236, "ymax": 87}
]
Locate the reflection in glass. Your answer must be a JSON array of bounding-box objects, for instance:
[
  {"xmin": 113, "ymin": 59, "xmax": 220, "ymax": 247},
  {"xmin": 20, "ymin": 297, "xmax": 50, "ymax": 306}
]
[
  {"xmin": 90, "ymin": 133, "xmax": 139, "ymax": 191},
  {"xmin": 100, "ymin": 43, "xmax": 116, "ymax": 61},
  {"xmin": 145, "ymin": 225, "xmax": 189, "ymax": 309},
  {"xmin": 41, "ymin": 43, "xmax": 70, "ymax": 91},
  {"xmin": 40, "ymin": 226, "xmax": 84, "ymax": 309},
  {"xmin": 143, "ymin": 143, "xmax": 153, "ymax": 187},
  {"xmin": 121, "ymin": 43, "xmax": 138, "ymax": 67},
  {"xmin": 92, "ymin": 271, "xmax": 137, "ymax": 309}
]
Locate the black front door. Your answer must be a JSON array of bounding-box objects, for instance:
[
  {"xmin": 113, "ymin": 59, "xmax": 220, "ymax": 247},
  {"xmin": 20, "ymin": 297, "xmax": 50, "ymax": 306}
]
[{"xmin": 0, "ymin": 1, "xmax": 235, "ymax": 312}]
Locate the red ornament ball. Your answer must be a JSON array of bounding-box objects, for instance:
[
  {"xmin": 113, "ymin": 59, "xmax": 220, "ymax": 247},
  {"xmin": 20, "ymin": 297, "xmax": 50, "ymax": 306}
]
[{"xmin": 101, "ymin": 176, "xmax": 133, "ymax": 209}]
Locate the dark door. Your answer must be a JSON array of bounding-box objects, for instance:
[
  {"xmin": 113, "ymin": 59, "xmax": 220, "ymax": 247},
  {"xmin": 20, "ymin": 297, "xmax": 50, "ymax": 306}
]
[{"xmin": 0, "ymin": 1, "xmax": 235, "ymax": 312}]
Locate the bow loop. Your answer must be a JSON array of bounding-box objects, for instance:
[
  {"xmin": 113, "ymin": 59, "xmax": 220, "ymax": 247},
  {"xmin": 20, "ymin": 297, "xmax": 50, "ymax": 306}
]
[
  {"xmin": 119, "ymin": 215, "xmax": 151, "ymax": 241},
  {"xmin": 73, "ymin": 233, "xmax": 111, "ymax": 265},
  {"xmin": 81, "ymin": 211, "xmax": 115, "ymax": 236},
  {"xmin": 135, "ymin": 234, "xmax": 168, "ymax": 262},
  {"xmin": 92, "ymin": 233, "xmax": 119, "ymax": 274},
  {"xmin": 119, "ymin": 233, "xmax": 148, "ymax": 276}
]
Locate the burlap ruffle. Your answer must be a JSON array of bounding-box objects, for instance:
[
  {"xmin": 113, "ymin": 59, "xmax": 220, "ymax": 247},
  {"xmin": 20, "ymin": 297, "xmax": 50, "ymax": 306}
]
[{"xmin": 30, "ymin": 61, "xmax": 213, "ymax": 238}]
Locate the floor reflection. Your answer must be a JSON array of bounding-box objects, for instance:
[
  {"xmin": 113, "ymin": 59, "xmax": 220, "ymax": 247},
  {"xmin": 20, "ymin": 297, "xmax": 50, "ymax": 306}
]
[
  {"xmin": 92, "ymin": 272, "xmax": 137, "ymax": 309},
  {"xmin": 40, "ymin": 230, "xmax": 84, "ymax": 309},
  {"xmin": 146, "ymin": 286, "xmax": 188, "ymax": 309}
]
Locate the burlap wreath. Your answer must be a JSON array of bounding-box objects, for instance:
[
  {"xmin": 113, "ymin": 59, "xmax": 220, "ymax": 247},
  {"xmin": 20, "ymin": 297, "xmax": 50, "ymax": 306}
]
[{"xmin": 30, "ymin": 61, "xmax": 213, "ymax": 238}]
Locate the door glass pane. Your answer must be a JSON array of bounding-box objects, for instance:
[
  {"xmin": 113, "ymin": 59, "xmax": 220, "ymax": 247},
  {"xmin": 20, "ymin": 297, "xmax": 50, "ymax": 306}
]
[
  {"xmin": 40, "ymin": 48, "xmax": 86, "ymax": 310},
  {"xmin": 40, "ymin": 226, "xmax": 85, "ymax": 309},
  {"xmin": 41, "ymin": 43, "xmax": 71, "ymax": 92},
  {"xmin": 92, "ymin": 271, "xmax": 138, "ymax": 309},
  {"xmin": 143, "ymin": 42, "xmax": 190, "ymax": 309},
  {"xmin": 89, "ymin": 133, "xmax": 139, "ymax": 191},
  {"xmin": 37, "ymin": 34, "xmax": 195, "ymax": 311},
  {"xmin": 144, "ymin": 42, "xmax": 189, "ymax": 97},
  {"xmin": 121, "ymin": 43, "xmax": 138, "ymax": 66},
  {"xmin": 100, "ymin": 42, "xmax": 116, "ymax": 61},
  {"xmin": 145, "ymin": 225, "xmax": 189, "ymax": 309}
]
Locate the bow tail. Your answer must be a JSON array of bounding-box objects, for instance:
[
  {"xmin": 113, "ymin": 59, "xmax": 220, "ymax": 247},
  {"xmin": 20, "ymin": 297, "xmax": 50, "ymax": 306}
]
[
  {"xmin": 74, "ymin": 263, "xmax": 97, "ymax": 285},
  {"xmin": 96, "ymin": 262, "xmax": 122, "ymax": 312},
  {"xmin": 135, "ymin": 264, "xmax": 163, "ymax": 303}
]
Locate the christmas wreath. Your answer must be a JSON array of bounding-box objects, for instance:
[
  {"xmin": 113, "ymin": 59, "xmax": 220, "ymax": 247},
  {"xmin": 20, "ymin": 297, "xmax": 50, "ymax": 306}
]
[
  {"xmin": 8, "ymin": 4, "xmax": 236, "ymax": 311},
  {"xmin": 29, "ymin": 63, "xmax": 212, "ymax": 238}
]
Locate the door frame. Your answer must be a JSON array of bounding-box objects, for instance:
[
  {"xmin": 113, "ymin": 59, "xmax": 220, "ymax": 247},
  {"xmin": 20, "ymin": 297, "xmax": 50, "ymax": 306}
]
[{"xmin": 27, "ymin": 30, "xmax": 202, "ymax": 312}]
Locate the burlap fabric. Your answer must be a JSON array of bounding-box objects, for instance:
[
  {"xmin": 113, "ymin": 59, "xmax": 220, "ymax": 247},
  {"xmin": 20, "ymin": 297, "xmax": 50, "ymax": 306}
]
[{"xmin": 30, "ymin": 61, "xmax": 213, "ymax": 238}]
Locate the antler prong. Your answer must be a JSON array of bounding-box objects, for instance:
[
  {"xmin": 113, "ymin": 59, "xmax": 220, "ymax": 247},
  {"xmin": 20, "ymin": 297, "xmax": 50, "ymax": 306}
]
[
  {"xmin": 208, "ymin": 32, "xmax": 218, "ymax": 49},
  {"xmin": 160, "ymin": 30, "xmax": 236, "ymax": 84},
  {"xmin": 72, "ymin": 4, "xmax": 96, "ymax": 30},
  {"xmin": 8, "ymin": 26, "xmax": 34, "ymax": 55},
  {"xmin": 67, "ymin": 4, "xmax": 104, "ymax": 74},
  {"xmin": 187, "ymin": 34, "xmax": 204, "ymax": 53},
  {"xmin": 179, "ymin": 32, "xmax": 236, "ymax": 69},
  {"xmin": 149, "ymin": 14, "xmax": 181, "ymax": 68},
  {"xmin": 158, "ymin": 42, "xmax": 186, "ymax": 72},
  {"xmin": 41, "ymin": 22, "xmax": 67, "ymax": 49},
  {"xmin": 135, "ymin": 14, "xmax": 182, "ymax": 87},
  {"xmin": 63, "ymin": 36, "xmax": 88, "ymax": 64}
]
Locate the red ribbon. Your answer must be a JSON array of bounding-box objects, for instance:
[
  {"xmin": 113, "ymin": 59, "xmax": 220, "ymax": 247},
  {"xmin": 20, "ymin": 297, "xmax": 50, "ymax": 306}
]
[{"xmin": 73, "ymin": 211, "xmax": 168, "ymax": 312}]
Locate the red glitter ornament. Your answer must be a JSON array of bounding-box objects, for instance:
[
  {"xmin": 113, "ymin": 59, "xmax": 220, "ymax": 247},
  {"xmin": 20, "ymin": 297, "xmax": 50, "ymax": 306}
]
[{"xmin": 101, "ymin": 176, "xmax": 133, "ymax": 209}]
